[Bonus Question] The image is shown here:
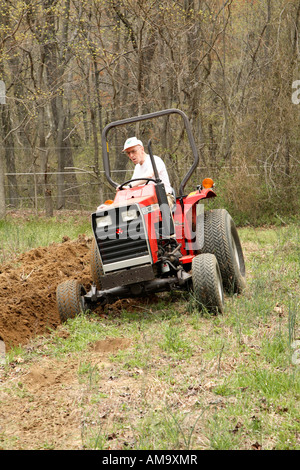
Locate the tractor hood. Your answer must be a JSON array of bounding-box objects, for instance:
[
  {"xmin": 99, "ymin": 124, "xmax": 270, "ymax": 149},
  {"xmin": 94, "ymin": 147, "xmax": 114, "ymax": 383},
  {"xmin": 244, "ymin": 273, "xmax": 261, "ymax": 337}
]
[{"xmin": 110, "ymin": 184, "xmax": 159, "ymax": 209}]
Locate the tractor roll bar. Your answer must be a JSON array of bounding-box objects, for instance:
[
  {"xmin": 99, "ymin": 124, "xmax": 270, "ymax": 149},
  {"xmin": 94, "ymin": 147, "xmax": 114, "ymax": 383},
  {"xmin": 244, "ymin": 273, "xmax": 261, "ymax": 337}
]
[{"xmin": 101, "ymin": 108, "xmax": 200, "ymax": 196}]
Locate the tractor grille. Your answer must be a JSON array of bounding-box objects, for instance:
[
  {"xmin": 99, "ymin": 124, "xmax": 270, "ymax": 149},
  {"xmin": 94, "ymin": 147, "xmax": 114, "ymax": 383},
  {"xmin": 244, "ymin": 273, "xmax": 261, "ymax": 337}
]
[{"xmin": 94, "ymin": 204, "xmax": 152, "ymax": 272}]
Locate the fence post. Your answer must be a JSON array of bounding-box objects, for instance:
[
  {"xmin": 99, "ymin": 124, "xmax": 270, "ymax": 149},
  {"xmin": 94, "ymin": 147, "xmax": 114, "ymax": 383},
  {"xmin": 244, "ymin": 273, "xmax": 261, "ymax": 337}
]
[{"xmin": 0, "ymin": 80, "xmax": 6, "ymax": 219}]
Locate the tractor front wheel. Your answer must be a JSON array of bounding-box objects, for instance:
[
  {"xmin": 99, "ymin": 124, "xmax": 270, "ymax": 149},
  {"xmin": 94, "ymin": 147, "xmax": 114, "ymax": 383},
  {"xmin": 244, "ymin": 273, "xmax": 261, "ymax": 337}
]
[
  {"xmin": 192, "ymin": 253, "xmax": 224, "ymax": 314},
  {"xmin": 56, "ymin": 279, "xmax": 87, "ymax": 322},
  {"xmin": 90, "ymin": 238, "xmax": 104, "ymax": 290}
]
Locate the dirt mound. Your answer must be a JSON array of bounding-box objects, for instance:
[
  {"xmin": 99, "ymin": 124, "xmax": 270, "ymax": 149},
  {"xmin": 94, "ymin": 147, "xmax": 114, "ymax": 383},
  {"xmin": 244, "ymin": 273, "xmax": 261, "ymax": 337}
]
[{"xmin": 0, "ymin": 235, "xmax": 93, "ymax": 349}]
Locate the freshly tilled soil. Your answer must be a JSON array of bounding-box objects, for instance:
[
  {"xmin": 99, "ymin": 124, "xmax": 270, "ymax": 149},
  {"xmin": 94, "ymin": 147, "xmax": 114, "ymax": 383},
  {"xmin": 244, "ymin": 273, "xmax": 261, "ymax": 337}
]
[{"xmin": 0, "ymin": 235, "xmax": 93, "ymax": 349}]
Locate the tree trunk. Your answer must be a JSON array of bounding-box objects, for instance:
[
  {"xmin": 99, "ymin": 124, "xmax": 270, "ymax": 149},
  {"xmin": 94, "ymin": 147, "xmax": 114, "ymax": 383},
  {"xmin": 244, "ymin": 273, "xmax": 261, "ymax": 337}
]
[
  {"xmin": 38, "ymin": 105, "xmax": 53, "ymax": 217},
  {"xmin": 0, "ymin": 140, "xmax": 5, "ymax": 219},
  {"xmin": 1, "ymin": 106, "xmax": 19, "ymax": 207},
  {"xmin": 41, "ymin": 0, "xmax": 79, "ymax": 210}
]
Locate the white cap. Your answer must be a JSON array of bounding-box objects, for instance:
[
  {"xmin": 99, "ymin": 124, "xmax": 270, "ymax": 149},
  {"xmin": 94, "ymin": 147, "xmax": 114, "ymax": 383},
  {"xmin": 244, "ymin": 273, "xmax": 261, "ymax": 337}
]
[{"xmin": 122, "ymin": 137, "xmax": 143, "ymax": 152}]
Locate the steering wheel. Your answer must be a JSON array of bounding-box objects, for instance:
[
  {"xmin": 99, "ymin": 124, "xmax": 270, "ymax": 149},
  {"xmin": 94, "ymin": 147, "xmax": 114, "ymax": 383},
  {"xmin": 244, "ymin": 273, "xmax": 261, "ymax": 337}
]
[{"xmin": 118, "ymin": 178, "xmax": 157, "ymax": 190}]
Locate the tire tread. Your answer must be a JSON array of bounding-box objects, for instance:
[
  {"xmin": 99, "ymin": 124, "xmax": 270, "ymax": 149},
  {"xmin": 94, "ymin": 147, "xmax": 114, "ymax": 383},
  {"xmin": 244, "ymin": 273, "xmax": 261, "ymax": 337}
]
[{"xmin": 56, "ymin": 279, "xmax": 86, "ymax": 322}]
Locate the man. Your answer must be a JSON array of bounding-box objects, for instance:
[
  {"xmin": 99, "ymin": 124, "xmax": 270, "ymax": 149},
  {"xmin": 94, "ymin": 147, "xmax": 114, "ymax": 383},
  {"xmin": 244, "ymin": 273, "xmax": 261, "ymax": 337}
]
[{"xmin": 121, "ymin": 137, "xmax": 175, "ymax": 209}]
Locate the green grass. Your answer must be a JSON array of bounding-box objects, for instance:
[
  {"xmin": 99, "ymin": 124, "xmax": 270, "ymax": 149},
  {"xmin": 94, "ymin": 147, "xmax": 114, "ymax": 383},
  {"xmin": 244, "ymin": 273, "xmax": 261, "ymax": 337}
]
[
  {"xmin": 0, "ymin": 216, "xmax": 299, "ymax": 450},
  {"xmin": 0, "ymin": 210, "xmax": 92, "ymax": 263}
]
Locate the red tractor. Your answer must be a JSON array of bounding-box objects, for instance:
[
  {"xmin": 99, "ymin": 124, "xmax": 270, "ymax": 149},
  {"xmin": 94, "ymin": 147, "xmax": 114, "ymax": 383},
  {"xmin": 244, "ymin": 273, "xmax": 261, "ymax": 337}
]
[{"xmin": 56, "ymin": 109, "xmax": 246, "ymax": 321}]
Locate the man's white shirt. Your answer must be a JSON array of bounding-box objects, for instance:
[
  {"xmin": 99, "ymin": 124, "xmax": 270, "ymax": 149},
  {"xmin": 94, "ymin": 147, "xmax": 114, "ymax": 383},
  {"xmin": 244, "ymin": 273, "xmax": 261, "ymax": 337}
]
[{"xmin": 132, "ymin": 154, "xmax": 172, "ymax": 194}]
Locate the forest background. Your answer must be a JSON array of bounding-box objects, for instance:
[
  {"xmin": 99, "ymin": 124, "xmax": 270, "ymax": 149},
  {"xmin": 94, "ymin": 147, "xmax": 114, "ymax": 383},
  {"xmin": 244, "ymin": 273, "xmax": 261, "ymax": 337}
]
[{"xmin": 0, "ymin": 0, "xmax": 299, "ymax": 225}]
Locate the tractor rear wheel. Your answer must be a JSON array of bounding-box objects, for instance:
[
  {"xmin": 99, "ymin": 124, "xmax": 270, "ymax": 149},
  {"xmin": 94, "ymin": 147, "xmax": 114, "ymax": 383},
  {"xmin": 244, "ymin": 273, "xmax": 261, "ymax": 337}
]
[
  {"xmin": 90, "ymin": 238, "xmax": 104, "ymax": 290},
  {"xmin": 202, "ymin": 209, "xmax": 246, "ymax": 294},
  {"xmin": 192, "ymin": 253, "xmax": 224, "ymax": 314},
  {"xmin": 56, "ymin": 279, "xmax": 87, "ymax": 322}
]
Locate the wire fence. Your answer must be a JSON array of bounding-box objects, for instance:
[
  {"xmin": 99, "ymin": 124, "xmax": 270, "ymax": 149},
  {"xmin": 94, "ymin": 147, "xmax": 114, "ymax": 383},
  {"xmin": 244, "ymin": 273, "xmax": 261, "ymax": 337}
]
[{"xmin": 3, "ymin": 160, "xmax": 299, "ymax": 214}]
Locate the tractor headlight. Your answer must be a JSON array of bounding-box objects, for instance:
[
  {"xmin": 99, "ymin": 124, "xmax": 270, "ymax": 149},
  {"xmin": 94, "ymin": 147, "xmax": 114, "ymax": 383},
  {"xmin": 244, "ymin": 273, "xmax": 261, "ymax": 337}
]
[
  {"xmin": 122, "ymin": 209, "xmax": 139, "ymax": 222},
  {"xmin": 96, "ymin": 214, "xmax": 112, "ymax": 228}
]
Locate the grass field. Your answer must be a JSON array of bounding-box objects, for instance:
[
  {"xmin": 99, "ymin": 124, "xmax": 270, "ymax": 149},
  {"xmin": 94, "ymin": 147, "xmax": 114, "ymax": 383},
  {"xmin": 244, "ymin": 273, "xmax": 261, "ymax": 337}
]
[
  {"xmin": 0, "ymin": 212, "xmax": 299, "ymax": 450},
  {"xmin": 0, "ymin": 210, "xmax": 91, "ymax": 264}
]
